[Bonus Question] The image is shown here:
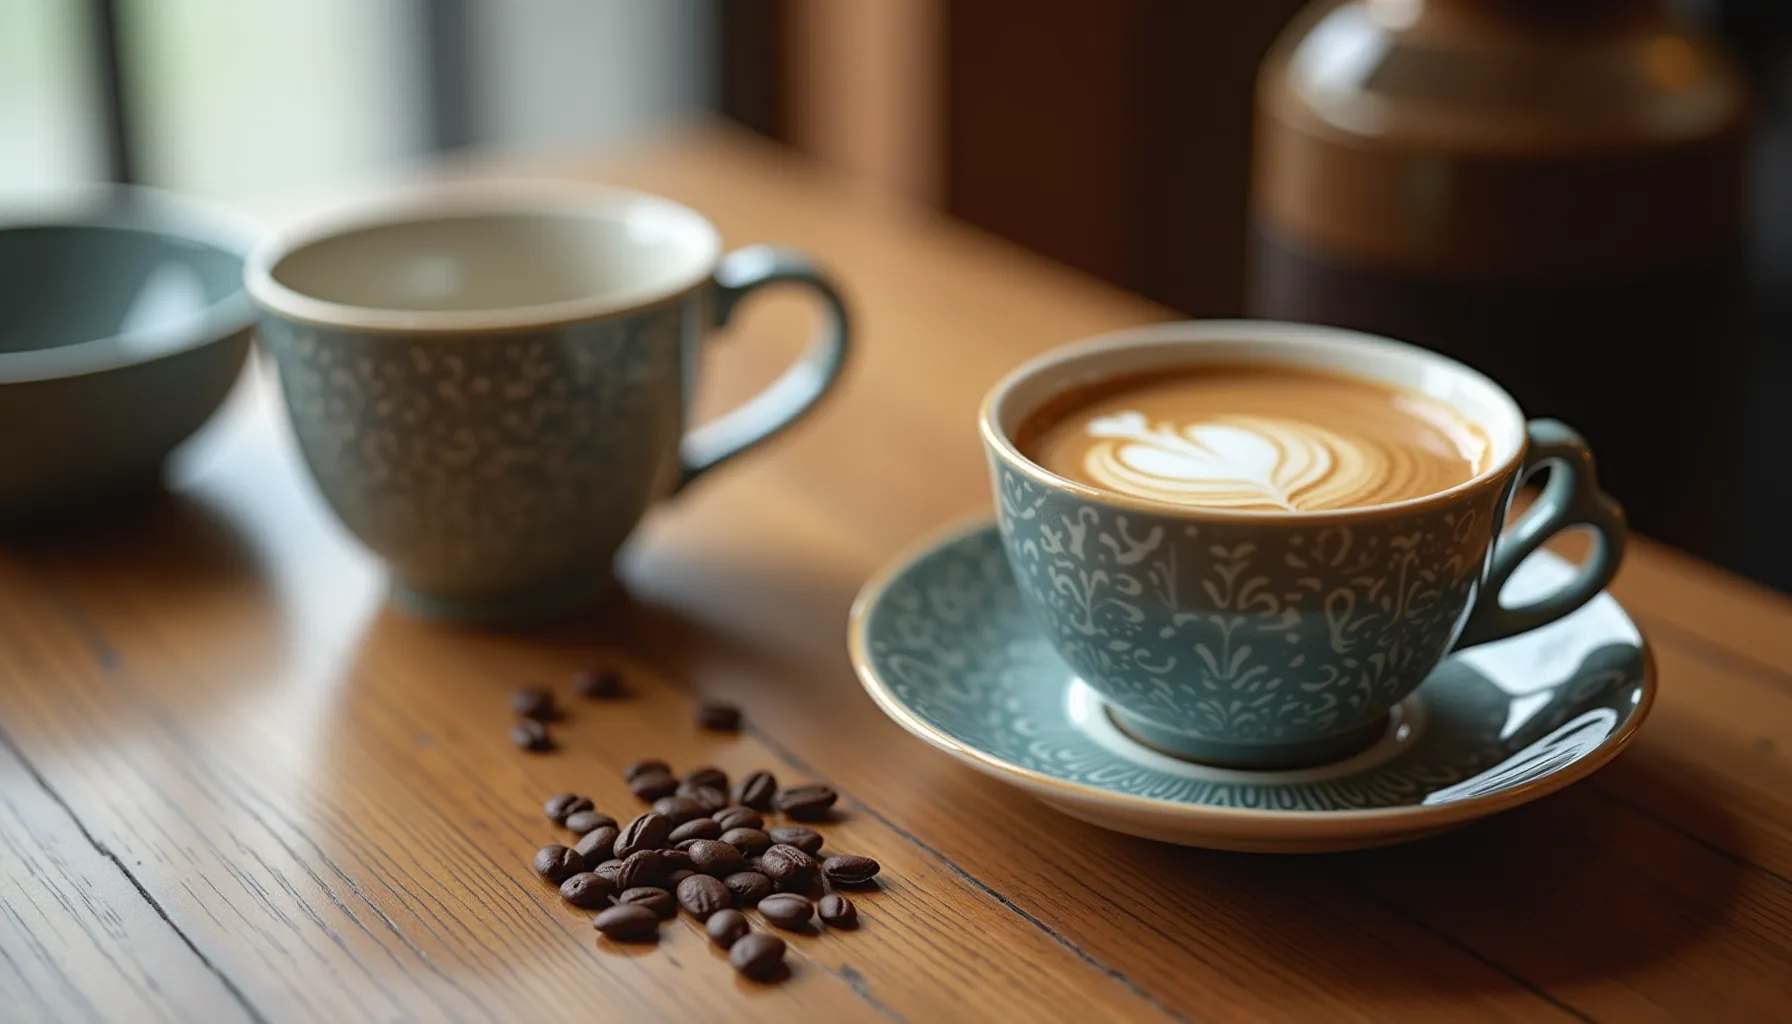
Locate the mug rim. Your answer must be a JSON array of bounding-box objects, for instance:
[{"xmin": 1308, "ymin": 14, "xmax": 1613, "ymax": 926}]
[
  {"xmin": 245, "ymin": 180, "xmax": 722, "ymax": 335},
  {"xmin": 979, "ymin": 319, "xmax": 1530, "ymax": 523}
]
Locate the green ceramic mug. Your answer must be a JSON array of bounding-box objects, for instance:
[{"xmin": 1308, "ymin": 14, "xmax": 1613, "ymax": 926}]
[
  {"xmin": 981, "ymin": 321, "xmax": 1626, "ymax": 769},
  {"xmin": 248, "ymin": 183, "xmax": 849, "ymax": 623}
]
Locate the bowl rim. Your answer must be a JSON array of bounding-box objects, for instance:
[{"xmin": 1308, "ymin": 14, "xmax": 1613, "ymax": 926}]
[{"xmin": 0, "ymin": 185, "xmax": 260, "ymax": 385}]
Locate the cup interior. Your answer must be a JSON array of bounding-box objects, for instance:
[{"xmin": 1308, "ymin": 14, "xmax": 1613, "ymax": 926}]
[
  {"xmin": 983, "ymin": 320, "xmax": 1528, "ymax": 514},
  {"xmin": 248, "ymin": 185, "xmax": 721, "ymax": 332}
]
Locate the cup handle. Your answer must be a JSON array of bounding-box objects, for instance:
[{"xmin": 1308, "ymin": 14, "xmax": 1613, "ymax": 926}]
[
  {"xmin": 1453, "ymin": 419, "xmax": 1628, "ymax": 649},
  {"xmin": 676, "ymin": 245, "xmax": 851, "ymax": 490}
]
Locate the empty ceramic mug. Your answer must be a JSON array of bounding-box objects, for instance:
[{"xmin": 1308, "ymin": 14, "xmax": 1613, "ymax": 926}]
[
  {"xmin": 981, "ymin": 321, "xmax": 1626, "ymax": 769},
  {"xmin": 248, "ymin": 183, "xmax": 849, "ymax": 622}
]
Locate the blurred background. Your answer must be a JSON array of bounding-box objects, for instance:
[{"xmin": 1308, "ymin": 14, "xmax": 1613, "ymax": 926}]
[{"xmin": 2, "ymin": 0, "xmax": 1788, "ymax": 587}]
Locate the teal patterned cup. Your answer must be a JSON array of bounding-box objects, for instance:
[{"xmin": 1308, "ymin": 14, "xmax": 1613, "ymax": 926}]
[
  {"xmin": 981, "ymin": 321, "xmax": 1626, "ymax": 770},
  {"xmin": 249, "ymin": 183, "xmax": 848, "ymax": 623}
]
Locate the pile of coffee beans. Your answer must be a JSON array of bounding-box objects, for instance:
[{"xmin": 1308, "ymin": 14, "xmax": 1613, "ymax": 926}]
[{"xmin": 522, "ymin": 674, "xmax": 881, "ymax": 984}]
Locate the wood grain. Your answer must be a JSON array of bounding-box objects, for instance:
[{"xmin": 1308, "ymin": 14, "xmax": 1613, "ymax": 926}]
[
  {"xmin": 0, "ymin": 453, "xmax": 1168, "ymax": 1022},
  {"xmin": 0, "ymin": 123, "xmax": 1789, "ymax": 1021},
  {"xmin": 0, "ymin": 736, "xmax": 252, "ymax": 1023}
]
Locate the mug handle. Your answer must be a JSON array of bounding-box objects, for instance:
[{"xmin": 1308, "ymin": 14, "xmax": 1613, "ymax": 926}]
[
  {"xmin": 677, "ymin": 245, "xmax": 852, "ymax": 490},
  {"xmin": 1453, "ymin": 419, "xmax": 1628, "ymax": 649}
]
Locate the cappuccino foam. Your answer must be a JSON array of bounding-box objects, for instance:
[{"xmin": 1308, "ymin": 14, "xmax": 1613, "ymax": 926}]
[{"xmin": 1016, "ymin": 365, "xmax": 1490, "ymax": 512}]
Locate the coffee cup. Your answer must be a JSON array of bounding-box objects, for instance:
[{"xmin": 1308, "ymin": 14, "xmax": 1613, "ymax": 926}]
[
  {"xmin": 249, "ymin": 182, "xmax": 849, "ymax": 623},
  {"xmin": 980, "ymin": 320, "xmax": 1625, "ymax": 770}
]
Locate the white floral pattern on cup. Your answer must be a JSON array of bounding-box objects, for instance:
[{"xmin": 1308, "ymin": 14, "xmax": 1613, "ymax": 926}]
[
  {"xmin": 992, "ymin": 463, "xmax": 1504, "ymax": 746},
  {"xmin": 262, "ymin": 306, "xmax": 687, "ymax": 598}
]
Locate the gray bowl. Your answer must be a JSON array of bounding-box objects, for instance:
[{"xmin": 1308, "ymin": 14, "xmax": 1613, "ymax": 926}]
[{"xmin": 0, "ymin": 191, "xmax": 256, "ymax": 520}]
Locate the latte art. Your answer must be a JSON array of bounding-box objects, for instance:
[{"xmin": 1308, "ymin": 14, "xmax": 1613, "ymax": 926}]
[
  {"xmin": 1082, "ymin": 411, "xmax": 1437, "ymax": 511},
  {"xmin": 1017, "ymin": 365, "xmax": 1490, "ymax": 512}
]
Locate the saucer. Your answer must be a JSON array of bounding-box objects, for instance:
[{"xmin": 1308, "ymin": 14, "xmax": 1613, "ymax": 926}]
[{"xmin": 849, "ymin": 521, "xmax": 1655, "ymax": 853}]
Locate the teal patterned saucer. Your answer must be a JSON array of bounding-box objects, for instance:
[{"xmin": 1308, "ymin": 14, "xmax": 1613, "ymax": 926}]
[{"xmin": 850, "ymin": 521, "xmax": 1654, "ymax": 852}]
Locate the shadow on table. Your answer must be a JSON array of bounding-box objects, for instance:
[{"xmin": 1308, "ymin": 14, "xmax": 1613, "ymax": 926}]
[
  {"xmin": 0, "ymin": 486, "xmax": 267, "ymax": 627},
  {"xmin": 993, "ymin": 757, "xmax": 1744, "ymax": 1014},
  {"xmin": 0, "ymin": 484, "xmax": 254, "ymax": 569},
  {"xmin": 457, "ymin": 536, "xmax": 870, "ymax": 714},
  {"xmin": 1156, "ymin": 744, "xmax": 1745, "ymax": 1006},
  {"xmin": 0, "ymin": 485, "xmax": 325, "ymax": 754}
]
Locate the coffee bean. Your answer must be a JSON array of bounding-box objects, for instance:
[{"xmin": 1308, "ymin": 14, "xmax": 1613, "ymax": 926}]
[
  {"xmin": 695, "ymin": 701, "xmax": 741, "ymax": 731},
  {"xmin": 676, "ymin": 783, "xmax": 729, "ymax": 814},
  {"xmin": 766, "ymin": 826, "xmax": 823, "ymax": 855},
  {"xmin": 665, "ymin": 868, "xmax": 697, "ymax": 887},
  {"xmin": 758, "ymin": 893, "xmax": 814, "ymax": 930},
  {"xmin": 668, "ymin": 818, "xmax": 722, "ymax": 843},
  {"xmin": 774, "ymin": 783, "xmax": 837, "ymax": 821},
  {"xmin": 730, "ymin": 932, "xmax": 786, "ymax": 978},
  {"xmin": 558, "ymin": 872, "xmax": 613, "ymax": 908},
  {"xmin": 563, "ymin": 810, "xmax": 616, "ymax": 835},
  {"xmin": 714, "ymin": 806, "xmax": 764, "ymax": 831},
  {"xmin": 757, "ymin": 844, "xmax": 816, "ymax": 887},
  {"xmin": 615, "ymin": 849, "xmax": 665, "ymax": 890},
  {"xmin": 511, "ymin": 688, "xmax": 558, "ymax": 721},
  {"xmin": 719, "ymin": 827, "xmax": 771, "ymax": 855},
  {"xmin": 573, "ymin": 668, "xmax": 625, "ymax": 699},
  {"xmin": 676, "ymin": 873, "xmax": 731, "ymax": 920},
  {"xmin": 652, "ymin": 795, "xmax": 706, "ymax": 826},
  {"xmin": 623, "ymin": 758, "xmax": 670, "ymax": 781},
  {"xmin": 593, "ymin": 904, "xmax": 658, "ymax": 941},
  {"xmin": 660, "ymin": 848, "xmax": 695, "ymax": 872},
  {"xmin": 687, "ymin": 838, "xmax": 745, "ymax": 877},
  {"xmin": 822, "ymin": 854, "xmax": 881, "ymax": 886},
  {"xmin": 574, "ymin": 825, "xmax": 619, "ymax": 863},
  {"xmin": 706, "ymin": 908, "xmax": 751, "ymax": 948},
  {"xmin": 733, "ymin": 770, "xmax": 778, "ymax": 811},
  {"xmin": 675, "ymin": 838, "xmax": 703, "ymax": 852},
  {"xmin": 543, "ymin": 793, "xmax": 593, "ymax": 824},
  {"xmin": 818, "ymin": 893, "xmax": 857, "ymax": 928},
  {"xmin": 683, "ymin": 765, "xmax": 729, "ymax": 791},
  {"xmin": 592, "ymin": 859, "xmax": 624, "ymax": 887},
  {"xmin": 723, "ymin": 871, "xmax": 773, "ymax": 906},
  {"xmin": 614, "ymin": 812, "xmax": 671, "ymax": 859},
  {"xmin": 617, "ymin": 886, "xmax": 677, "ymax": 919},
  {"xmin": 628, "ymin": 771, "xmax": 678, "ymax": 801},
  {"xmin": 510, "ymin": 720, "xmax": 553, "ymax": 752},
  {"xmin": 532, "ymin": 845, "xmax": 583, "ymax": 884}
]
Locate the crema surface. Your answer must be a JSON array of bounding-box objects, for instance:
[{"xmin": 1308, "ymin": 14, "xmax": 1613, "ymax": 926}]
[{"xmin": 1016, "ymin": 366, "xmax": 1491, "ymax": 512}]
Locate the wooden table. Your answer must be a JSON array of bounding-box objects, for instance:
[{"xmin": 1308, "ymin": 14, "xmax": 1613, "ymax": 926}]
[{"xmin": 4, "ymin": 124, "xmax": 1791, "ymax": 1023}]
